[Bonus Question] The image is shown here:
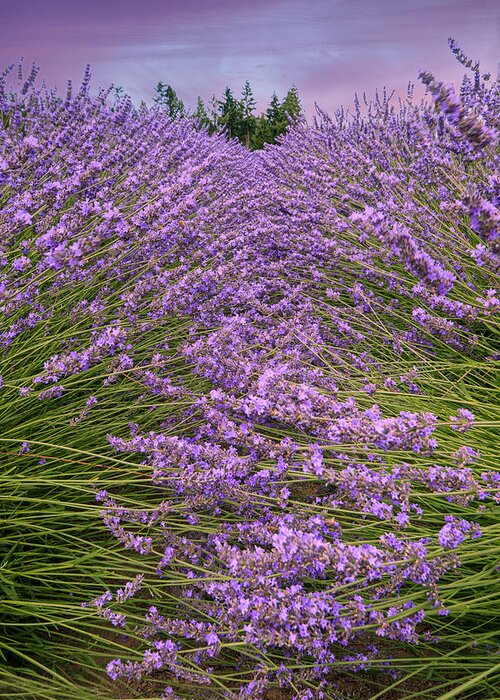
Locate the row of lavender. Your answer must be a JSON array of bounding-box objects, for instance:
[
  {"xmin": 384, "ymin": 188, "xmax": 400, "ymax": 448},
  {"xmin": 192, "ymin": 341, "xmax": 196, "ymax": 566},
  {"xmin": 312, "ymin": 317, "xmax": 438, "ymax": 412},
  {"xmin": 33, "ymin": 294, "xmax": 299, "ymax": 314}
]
[{"xmin": 0, "ymin": 47, "xmax": 499, "ymax": 699}]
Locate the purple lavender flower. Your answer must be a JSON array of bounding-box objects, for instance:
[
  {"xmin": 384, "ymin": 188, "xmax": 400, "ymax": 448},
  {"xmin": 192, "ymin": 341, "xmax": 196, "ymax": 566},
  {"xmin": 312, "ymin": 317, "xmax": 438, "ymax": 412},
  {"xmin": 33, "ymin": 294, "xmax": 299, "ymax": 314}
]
[
  {"xmin": 4, "ymin": 49, "xmax": 499, "ymax": 698},
  {"xmin": 450, "ymin": 408, "xmax": 475, "ymax": 433},
  {"xmin": 438, "ymin": 516, "xmax": 481, "ymax": 549},
  {"xmin": 19, "ymin": 441, "xmax": 30, "ymax": 455}
]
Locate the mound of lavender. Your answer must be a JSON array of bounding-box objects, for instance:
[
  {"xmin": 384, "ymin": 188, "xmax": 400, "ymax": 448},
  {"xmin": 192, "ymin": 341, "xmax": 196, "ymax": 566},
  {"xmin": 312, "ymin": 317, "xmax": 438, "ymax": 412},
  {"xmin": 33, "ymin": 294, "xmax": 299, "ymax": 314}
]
[{"xmin": 1, "ymin": 48, "xmax": 499, "ymax": 700}]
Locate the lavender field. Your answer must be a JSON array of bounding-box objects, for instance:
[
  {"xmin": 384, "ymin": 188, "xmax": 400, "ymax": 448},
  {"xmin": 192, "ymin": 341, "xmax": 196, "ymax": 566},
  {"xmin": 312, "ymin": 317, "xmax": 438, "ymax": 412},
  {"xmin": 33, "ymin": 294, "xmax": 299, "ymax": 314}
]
[{"xmin": 0, "ymin": 48, "xmax": 499, "ymax": 700}]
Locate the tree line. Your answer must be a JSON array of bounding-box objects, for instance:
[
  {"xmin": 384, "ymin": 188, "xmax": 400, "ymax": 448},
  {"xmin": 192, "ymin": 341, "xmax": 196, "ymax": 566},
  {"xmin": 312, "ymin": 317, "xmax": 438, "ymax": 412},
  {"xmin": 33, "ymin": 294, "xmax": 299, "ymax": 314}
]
[{"xmin": 150, "ymin": 81, "xmax": 302, "ymax": 149}]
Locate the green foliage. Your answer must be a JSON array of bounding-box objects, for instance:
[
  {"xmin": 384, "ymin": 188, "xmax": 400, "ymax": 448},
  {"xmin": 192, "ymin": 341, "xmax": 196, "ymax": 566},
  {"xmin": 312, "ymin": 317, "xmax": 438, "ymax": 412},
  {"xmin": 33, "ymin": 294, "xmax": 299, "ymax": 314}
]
[
  {"xmin": 153, "ymin": 79, "xmax": 303, "ymax": 148},
  {"xmin": 251, "ymin": 113, "xmax": 273, "ymax": 150},
  {"xmin": 153, "ymin": 81, "xmax": 184, "ymax": 119},
  {"xmin": 281, "ymin": 85, "xmax": 302, "ymax": 123},
  {"xmin": 239, "ymin": 80, "xmax": 257, "ymax": 148},
  {"xmin": 262, "ymin": 87, "xmax": 303, "ymax": 145},
  {"xmin": 193, "ymin": 96, "xmax": 212, "ymax": 132},
  {"xmin": 217, "ymin": 86, "xmax": 244, "ymax": 140}
]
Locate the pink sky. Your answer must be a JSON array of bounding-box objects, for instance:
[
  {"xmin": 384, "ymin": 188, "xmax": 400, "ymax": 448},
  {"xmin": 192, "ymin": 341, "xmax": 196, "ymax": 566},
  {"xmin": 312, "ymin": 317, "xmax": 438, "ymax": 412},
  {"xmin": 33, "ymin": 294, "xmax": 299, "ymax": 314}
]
[{"xmin": 1, "ymin": 0, "xmax": 499, "ymax": 118}]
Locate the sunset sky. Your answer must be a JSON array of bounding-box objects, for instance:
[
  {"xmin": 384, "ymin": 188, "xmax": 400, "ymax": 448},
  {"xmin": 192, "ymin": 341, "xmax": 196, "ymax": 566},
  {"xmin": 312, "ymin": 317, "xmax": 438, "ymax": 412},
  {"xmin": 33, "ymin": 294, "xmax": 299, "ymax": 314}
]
[{"xmin": 1, "ymin": 0, "xmax": 499, "ymax": 118}]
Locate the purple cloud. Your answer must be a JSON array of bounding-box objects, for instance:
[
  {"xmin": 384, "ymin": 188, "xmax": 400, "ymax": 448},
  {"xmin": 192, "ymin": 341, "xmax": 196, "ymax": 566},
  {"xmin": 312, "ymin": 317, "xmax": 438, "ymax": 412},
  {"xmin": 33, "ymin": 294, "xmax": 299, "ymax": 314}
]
[{"xmin": 1, "ymin": 0, "xmax": 498, "ymax": 117}]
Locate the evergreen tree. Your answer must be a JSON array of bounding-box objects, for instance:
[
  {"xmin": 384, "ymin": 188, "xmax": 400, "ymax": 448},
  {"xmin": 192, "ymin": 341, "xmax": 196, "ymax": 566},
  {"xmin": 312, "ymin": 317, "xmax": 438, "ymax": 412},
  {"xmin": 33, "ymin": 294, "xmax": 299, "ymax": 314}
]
[
  {"xmin": 281, "ymin": 85, "xmax": 302, "ymax": 123},
  {"xmin": 208, "ymin": 94, "xmax": 220, "ymax": 132},
  {"xmin": 193, "ymin": 96, "xmax": 213, "ymax": 132},
  {"xmin": 250, "ymin": 114, "xmax": 272, "ymax": 150},
  {"xmin": 239, "ymin": 81, "xmax": 256, "ymax": 148},
  {"xmin": 264, "ymin": 87, "xmax": 303, "ymax": 145},
  {"xmin": 218, "ymin": 87, "xmax": 244, "ymax": 140},
  {"xmin": 153, "ymin": 82, "xmax": 184, "ymax": 119},
  {"xmin": 149, "ymin": 81, "xmax": 303, "ymax": 149},
  {"xmin": 265, "ymin": 92, "xmax": 282, "ymax": 142}
]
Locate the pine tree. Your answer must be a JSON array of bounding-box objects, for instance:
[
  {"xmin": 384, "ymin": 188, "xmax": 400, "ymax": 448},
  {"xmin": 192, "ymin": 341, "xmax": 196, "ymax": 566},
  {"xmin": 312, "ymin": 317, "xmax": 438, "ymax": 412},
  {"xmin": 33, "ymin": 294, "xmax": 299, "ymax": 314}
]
[
  {"xmin": 193, "ymin": 96, "xmax": 213, "ymax": 132},
  {"xmin": 153, "ymin": 82, "xmax": 184, "ymax": 119},
  {"xmin": 250, "ymin": 114, "xmax": 272, "ymax": 150},
  {"xmin": 208, "ymin": 94, "xmax": 220, "ymax": 132},
  {"xmin": 149, "ymin": 81, "xmax": 302, "ymax": 149},
  {"xmin": 266, "ymin": 92, "xmax": 281, "ymax": 119},
  {"xmin": 265, "ymin": 92, "xmax": 282, "ymax": 142},
  {"xmin": 265, "ymin": 87, "xmax": 303, "ymax": 144},
  {"xmin": 240, "ymin": 81, "xmax": 256, "ymax": 148},
  {"xmin": 218, "ymin": 87, "xmax": 244, "ymax": 141},
  {"xmin": 281, "ymin": 86, "xmax": 302, "ymax": 124}
]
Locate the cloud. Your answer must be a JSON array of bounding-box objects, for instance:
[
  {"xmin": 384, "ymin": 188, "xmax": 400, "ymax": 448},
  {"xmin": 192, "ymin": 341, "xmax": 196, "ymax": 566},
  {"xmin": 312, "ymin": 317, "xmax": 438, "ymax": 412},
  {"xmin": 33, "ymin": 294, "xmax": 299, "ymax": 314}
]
[{"xmin": 1, "ymin": 0, "xmax": 499, "ymax": 117}]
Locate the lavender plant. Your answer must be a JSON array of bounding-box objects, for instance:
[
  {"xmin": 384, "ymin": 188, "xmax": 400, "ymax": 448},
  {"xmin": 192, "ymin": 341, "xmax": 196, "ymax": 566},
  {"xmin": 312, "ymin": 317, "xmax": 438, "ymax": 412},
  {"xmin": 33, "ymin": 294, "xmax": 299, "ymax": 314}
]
[{"xmin": 0, "ymin": 43, "xmax": 498, "ymax": 700}]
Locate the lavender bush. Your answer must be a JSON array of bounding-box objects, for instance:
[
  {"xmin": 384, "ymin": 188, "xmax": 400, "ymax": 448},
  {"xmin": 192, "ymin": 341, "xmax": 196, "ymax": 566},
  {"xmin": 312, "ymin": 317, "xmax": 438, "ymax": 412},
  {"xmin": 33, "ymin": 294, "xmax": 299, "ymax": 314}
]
[{"xmin": 0, "ymin": 43, "xmax": 499, "ymax": 699}]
